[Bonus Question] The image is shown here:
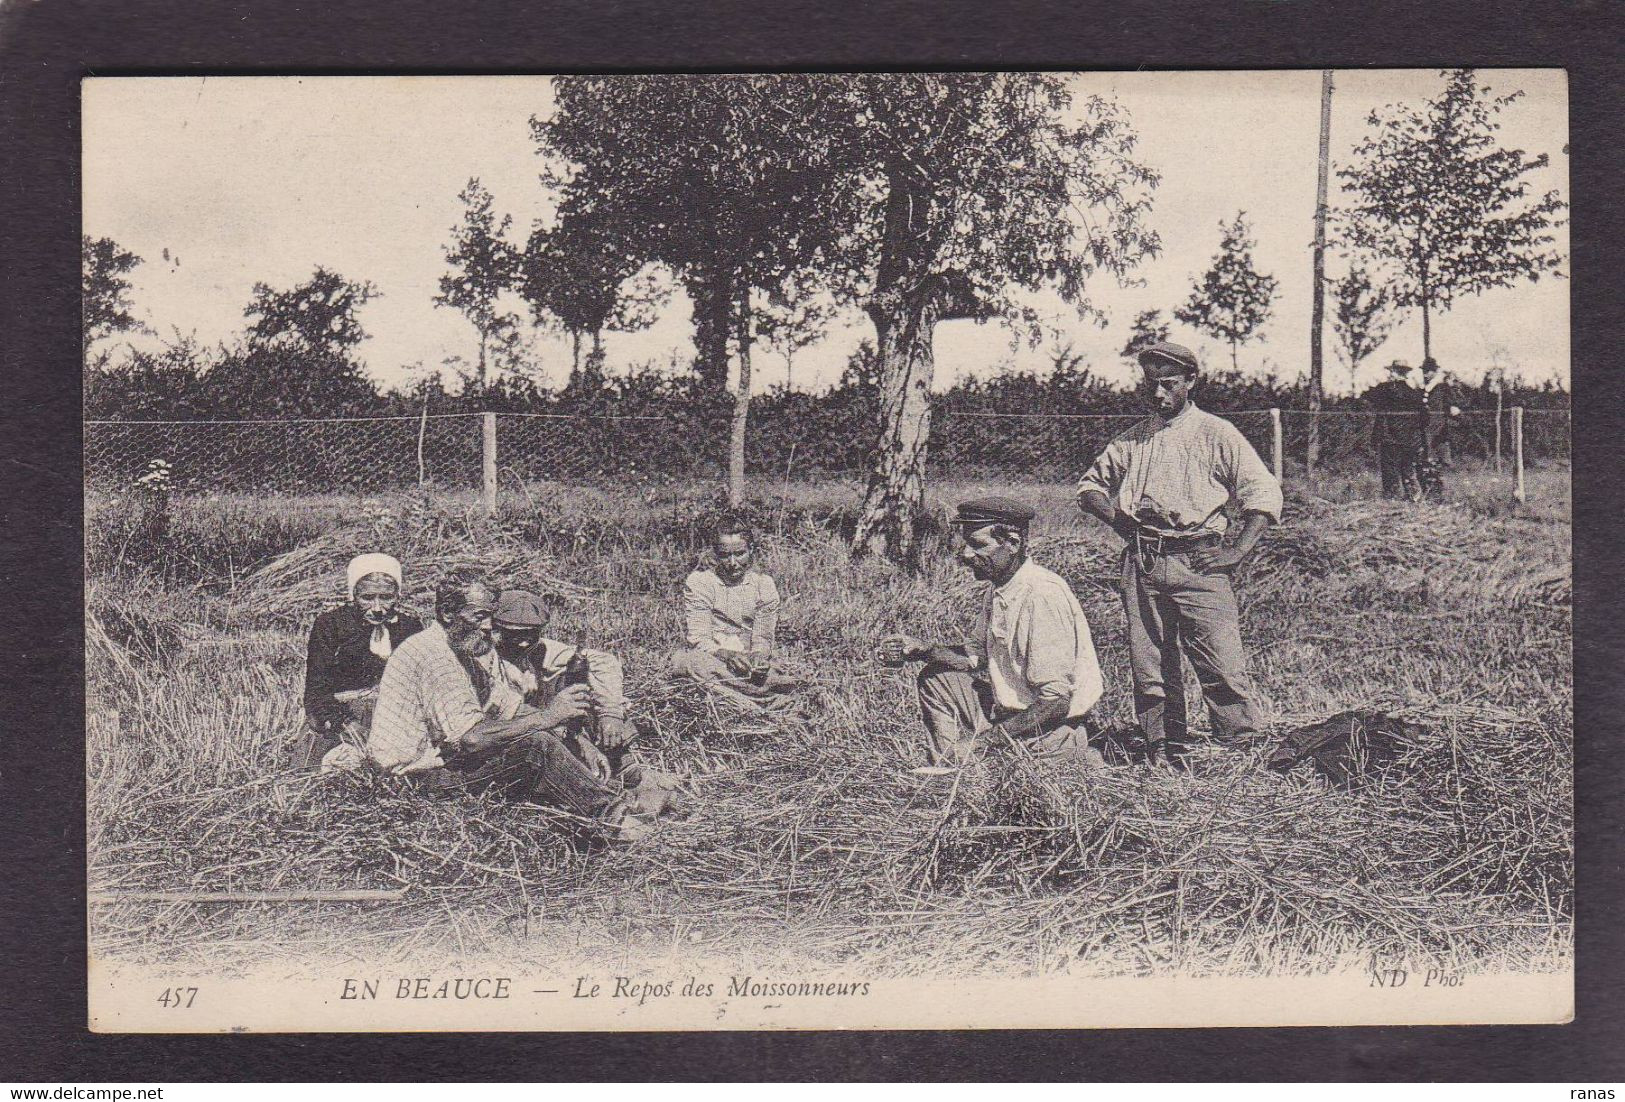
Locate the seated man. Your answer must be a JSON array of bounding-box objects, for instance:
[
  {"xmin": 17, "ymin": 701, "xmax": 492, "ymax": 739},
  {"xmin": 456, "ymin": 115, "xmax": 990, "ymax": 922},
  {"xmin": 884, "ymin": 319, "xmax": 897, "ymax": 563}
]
[
  {"xmin": 298, "ymin": 553, "xmax": 424, "ymax": 771},
  {"xmin": 366, "ymin": 573, "xmax": 639, "ymax": 826},
  {"xmin": 878, "ymin": 497, "xmax": 1105, "ymax": 767},
  {"xmin": 668, "ymin": 515, "xmax": 799, "ymax": 714},
  {"xmin": 487, "ymin": 588, "xmax": 637, "ymax": 777}
]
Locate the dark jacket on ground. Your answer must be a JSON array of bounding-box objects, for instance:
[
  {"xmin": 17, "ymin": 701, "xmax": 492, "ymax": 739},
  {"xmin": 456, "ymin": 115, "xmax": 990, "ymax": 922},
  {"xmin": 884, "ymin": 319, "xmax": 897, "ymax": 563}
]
[{"xmin": 302, "ymin": 604, "xmax": 424, "ymax": 733}]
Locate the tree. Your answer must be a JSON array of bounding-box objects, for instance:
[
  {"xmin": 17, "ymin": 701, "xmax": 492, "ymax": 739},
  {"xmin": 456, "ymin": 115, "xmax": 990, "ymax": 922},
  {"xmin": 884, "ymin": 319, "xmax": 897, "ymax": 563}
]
[
  {"xmin": 536, "ymin": 76, "xmax": 855, "ymax": 503},
  {"xmin": 1175, "ymin": 212, "xmax": 1278, "ymax": 373},
  {"xmin": 756, "ymin": 273, "xmax": 835, "ymax": 391},
  {"xmin": 828, "ymin": 74, "xmax": 1161, "ymax": 563},
  {"xmin": 436, "ymin": 178, "xmax": 522, "ymax": 390},
  {"xmin": 1337, "ymin": 69, "xmax": 1567, "ymax": 361},
  {"xmin": 518, "ymin": 219, "xmax": 666, "ymax": 386},
  {"xmin": 82, "ymin": 235, "xmax": 147, "ymax": 365},
  {"xmin": 245, "ymin": 266, "xmax": 379, "ymax": 355},
  {"xmin": 1119, "ymin": 309, "xmax": 1170, "ymax": 359},
  {"xmin": 1330, "ymin": 265, "xmax": 1403, "ymax": 390},
  {"xmin": 221, "ymin": 267, "xmax": 381, "ymax": 417}
]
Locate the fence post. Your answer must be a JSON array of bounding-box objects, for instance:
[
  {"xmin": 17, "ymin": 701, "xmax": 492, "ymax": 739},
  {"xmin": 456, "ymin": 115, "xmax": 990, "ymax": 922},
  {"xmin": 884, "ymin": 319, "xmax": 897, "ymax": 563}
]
[
  {"xmin": 1512, "ymin": 406, "xmax": 1526, "ymax": 504},
  {"xmin": 1493, "ymin": 388, "xmax": 1504, "ymax": 474},
  {"xmin": 1269, "ymin": 407, "xmax": 1283, "ymax": 484},
  {"xmin": 481, "ymin": 412, "xmax": 498, "ymax": 514}
]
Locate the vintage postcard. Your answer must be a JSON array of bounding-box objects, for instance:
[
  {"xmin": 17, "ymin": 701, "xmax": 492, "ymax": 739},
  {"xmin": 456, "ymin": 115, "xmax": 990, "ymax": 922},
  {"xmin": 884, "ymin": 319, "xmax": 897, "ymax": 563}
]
[{"xmin": 83, "ymin": 71, "xmax": 1571, "ymax": 1032}]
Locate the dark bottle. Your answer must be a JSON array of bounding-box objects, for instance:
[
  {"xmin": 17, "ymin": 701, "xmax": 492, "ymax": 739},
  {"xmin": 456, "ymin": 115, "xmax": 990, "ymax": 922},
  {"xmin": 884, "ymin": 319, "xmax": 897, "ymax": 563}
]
[{"xmin": 562, "ymin": 651, "xmax": 592, "ymax": 688}]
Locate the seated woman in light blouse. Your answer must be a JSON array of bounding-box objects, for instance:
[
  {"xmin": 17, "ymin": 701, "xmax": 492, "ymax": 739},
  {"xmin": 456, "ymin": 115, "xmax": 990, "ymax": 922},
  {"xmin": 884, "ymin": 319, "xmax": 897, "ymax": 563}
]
[{"xmin": 667, "ymin": 515, "xmax": 800, "ymax": 715}]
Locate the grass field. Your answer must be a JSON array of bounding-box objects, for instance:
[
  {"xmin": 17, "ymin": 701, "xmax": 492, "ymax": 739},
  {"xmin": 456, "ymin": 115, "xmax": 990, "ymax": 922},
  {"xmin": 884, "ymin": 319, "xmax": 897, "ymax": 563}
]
[{"xmin": 85, "ymin": 463, "xmax": 1572, "ymax": 981}]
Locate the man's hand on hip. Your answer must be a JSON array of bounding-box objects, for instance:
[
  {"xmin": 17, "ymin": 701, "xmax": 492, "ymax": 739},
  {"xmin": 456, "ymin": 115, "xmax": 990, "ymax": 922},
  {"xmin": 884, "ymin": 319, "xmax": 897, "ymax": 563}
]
[{"xmin": 1190, "ymin": 544, "xmax": 1245, "ymax": 574}]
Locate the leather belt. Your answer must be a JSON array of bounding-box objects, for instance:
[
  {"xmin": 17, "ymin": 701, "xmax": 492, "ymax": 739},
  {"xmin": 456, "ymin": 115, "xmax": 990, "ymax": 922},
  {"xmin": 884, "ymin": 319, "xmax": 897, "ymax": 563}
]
[{"xmin": 1133, "ymin": 529, "xmax": 1220, "ymax": 555}]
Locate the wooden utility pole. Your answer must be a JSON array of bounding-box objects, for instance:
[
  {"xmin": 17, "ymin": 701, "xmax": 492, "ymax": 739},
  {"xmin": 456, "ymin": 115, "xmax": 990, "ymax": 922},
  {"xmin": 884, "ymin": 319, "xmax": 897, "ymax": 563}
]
[{"xmin": 1307, "ymin": 70, "xmax": 1334, "ymax": 481}]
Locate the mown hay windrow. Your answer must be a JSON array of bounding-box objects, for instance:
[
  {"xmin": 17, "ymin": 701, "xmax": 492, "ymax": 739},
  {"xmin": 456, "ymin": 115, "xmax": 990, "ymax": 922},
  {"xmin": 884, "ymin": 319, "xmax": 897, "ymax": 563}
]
[{"xmin": 86, "ymin": 484, "xmax": 1572, "ymax": 976}]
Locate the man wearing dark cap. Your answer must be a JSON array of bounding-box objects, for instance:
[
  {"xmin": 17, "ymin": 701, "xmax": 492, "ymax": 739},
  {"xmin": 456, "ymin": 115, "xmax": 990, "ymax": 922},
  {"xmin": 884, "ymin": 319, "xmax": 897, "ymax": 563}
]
[
  {"xmin": 487, "ymin": 588, "xmax": 639, "ymax": 777},
  {"xmin": 1077, "ymin": 340, "xmax": 1282, "ymax": 766},
  {"xmin": 1363, "ymin": 359, "xmax": 1426, "ymax": 499},
  {"xmin": 878, "ymin": 497, "xmax": 1104, "ymax": 766}
]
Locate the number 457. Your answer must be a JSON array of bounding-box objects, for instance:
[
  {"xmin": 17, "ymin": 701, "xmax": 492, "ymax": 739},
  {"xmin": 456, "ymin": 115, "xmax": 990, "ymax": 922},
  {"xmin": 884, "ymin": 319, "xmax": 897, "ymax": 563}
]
[{"xmin": 157, "ymin": 986, "xmax": 198, "ymax": 1008}]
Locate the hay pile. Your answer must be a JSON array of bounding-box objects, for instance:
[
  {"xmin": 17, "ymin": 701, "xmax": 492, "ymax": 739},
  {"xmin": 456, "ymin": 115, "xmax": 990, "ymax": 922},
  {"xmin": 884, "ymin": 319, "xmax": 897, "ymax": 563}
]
[{"xmin": 86, "ymin": 490, "xmax": 1572, "ymax": 976}]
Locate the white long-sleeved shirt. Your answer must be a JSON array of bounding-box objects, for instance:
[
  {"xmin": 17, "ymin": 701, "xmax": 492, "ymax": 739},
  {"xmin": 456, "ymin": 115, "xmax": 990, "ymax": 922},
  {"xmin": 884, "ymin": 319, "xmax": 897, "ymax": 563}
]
[
  {"xmin": 1076, "ymin": 403, "xmax": 1282, "ymax": 536},
  {"xmin": 682, "ymin": 569, "xmax": 780, "ymax": 656},
  {"xmin": 980, "ymin": 559, "xmax": 1103, "ymax": 719}
]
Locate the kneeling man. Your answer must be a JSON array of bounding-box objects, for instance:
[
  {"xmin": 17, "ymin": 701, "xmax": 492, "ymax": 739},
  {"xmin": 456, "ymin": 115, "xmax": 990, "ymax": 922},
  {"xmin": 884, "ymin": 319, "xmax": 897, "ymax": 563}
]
[{"xmin": 879, "ymin": 497, "xmax": 1104, "ymax": 766}]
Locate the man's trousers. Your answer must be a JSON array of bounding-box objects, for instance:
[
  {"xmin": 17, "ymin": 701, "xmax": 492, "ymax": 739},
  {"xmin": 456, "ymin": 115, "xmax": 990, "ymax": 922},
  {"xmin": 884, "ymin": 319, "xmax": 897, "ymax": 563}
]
[
  {"xmin": 915, "ymin": 664, "xmax": 1097, "ymax": 766},
  {"xmin": 1120, "ymin": 546, "xmax": 1263, "ymax": 758},
  {"xmin": 415, "ymin": 731, "xmax": 617, "ymax": 817}
]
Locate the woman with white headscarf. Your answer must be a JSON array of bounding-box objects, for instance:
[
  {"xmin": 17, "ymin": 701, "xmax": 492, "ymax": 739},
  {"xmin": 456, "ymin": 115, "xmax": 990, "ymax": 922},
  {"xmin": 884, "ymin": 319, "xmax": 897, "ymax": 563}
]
[{"xmin": 296, "ymin": 553, "xmax": 424, "ymax": 770}]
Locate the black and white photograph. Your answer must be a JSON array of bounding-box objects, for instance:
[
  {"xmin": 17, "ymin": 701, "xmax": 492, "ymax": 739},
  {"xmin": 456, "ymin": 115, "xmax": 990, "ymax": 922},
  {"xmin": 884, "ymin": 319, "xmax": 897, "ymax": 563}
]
[{"xmin": 80, "ymin": 70, "xmax": 1571, "ymax": 1031}]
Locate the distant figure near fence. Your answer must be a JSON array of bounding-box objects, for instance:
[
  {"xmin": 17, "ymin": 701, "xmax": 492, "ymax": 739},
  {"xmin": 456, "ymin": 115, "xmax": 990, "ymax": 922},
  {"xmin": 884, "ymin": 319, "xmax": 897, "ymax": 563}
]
[{"xmin": 1363, "ymin": 359, "xmax": 1426, "ymax": 500}]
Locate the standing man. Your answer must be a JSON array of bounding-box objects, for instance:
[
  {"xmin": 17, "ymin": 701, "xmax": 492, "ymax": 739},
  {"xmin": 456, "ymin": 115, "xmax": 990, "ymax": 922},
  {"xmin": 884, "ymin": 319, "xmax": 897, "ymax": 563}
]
[
  {"xmin": 1364, "ymin": 359, "xmax": 1426, "ymax": 499},
  {"xmin": 878, "ymin": 497, "xmax": 1104, "ymax": 767},
  {"xmin": 1077, "ymin": 341, "xmax": 1282, "ymax": 767},
  {"xmin": 1417, "ymin": 357, "xmax": 1459, "ymax": 499}
]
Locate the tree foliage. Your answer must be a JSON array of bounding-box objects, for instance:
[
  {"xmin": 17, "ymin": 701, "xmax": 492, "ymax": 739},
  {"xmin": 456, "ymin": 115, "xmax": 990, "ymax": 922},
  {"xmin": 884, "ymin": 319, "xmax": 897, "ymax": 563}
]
[
  {"xmin": 518, "ymin": 219, "xmax": 667, "ymax": 382},
  {"xmin": 1120, "ymin": 308, "xmax": 1170, "ymax": 359},
  {"xmin": 821, "ymin": 73, "xmax": 1161, "ymax": 562},
  {"xmin": 1330, "ymin": 265, "xmax": 1403, "ymax": 389},
  {"xmin": 245, "ymin": 266, "xmax": 379, "ymax": 355},
  {"xmin": 534, "ymin": 76, "xmax": 852, "ymax": 395},
  {"xmin": 755, "ymin": 271, "xmax": 836, "ymax": 391},
  {"xmin": 83, "ymin": 235, "xmax": 147, "ymax": 364},
  {"xmin": 1336, "ymin": 69, "xmax": 1567, "ymax": 359},
  {"xmin": 229, "ymin": 267, "xmax": 381, "ymax": 416},
  {"xmin": 1174, "ymin": 212, "xmax": 1277, "ymax": 372},
  {"xmin": 435, "ymin": 178, "xmax": 522, "ymax": 390}
]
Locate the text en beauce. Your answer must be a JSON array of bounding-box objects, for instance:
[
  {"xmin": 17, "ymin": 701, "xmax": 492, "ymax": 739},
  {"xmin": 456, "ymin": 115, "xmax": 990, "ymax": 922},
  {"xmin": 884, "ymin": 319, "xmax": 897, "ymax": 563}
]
[{"xmin": 340, "ymin": 977, "xmax": 511, "ymax": 1000}]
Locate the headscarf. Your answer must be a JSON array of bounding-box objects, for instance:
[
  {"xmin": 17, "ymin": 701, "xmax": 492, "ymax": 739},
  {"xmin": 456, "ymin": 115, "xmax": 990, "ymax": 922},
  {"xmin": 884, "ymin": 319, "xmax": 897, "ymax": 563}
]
[
  {"xmin": 346, "ymin": 553, "xmax": 403, "ymax": 596},
  {"xmin": 345, "ymin": 553, "xmax": 403, "ymax": 660}
]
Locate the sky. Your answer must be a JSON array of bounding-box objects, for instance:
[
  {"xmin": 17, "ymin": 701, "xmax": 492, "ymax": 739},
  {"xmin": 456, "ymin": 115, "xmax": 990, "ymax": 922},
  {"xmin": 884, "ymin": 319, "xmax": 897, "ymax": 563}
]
[{"xmin": 83, "ymin": 70, "xmax": 1569, "ymax": 398}]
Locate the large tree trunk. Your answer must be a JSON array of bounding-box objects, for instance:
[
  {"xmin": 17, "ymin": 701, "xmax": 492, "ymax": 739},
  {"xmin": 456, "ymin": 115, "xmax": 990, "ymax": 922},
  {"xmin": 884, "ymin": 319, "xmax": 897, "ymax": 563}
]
[
  {"xmin": 477, "ymin": 331, "xmax": 489, "ymax": 391},
  {"xmin": 850, "ymin": 283, "xmax": 943, "ymax": 566},
  {"xmin": 688, "ymin": 262, "xmax": 734, "ymax": 395},
  {"xmin": 850, "ymin": 168, "xmax": 982, "ymax": 568},
  {"xmin": 1421, "ymin": 299, "xmax": 1432, "ymax": 361},
  {"xmin": 727, "ymin": 289, "xmax": 752, "ymax": 507}
]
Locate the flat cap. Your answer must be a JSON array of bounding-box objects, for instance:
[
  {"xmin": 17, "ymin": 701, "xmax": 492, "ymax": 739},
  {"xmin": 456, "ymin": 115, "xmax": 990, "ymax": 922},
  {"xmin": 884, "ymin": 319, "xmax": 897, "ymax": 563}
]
[
  {"xmin": 957, "ymin": 496, "xmax": 1036, "ymax": 529},
  {"xmin": 493, "ymin": 588, "xmax": 549, "ymax": 628},
  {"xmin": 1137, "ymin": 341, "xmax": 1200, "ymax": 376}
]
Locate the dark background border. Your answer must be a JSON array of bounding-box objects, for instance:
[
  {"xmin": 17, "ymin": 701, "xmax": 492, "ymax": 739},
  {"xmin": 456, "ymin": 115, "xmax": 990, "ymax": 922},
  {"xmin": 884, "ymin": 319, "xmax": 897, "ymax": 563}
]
[{"xmin": 2, "ymin": 0, "xmax": 1620, "ymax": 1082}]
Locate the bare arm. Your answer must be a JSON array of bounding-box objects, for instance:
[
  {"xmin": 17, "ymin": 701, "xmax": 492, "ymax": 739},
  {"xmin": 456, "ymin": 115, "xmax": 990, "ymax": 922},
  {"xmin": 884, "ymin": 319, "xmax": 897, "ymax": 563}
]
[
  {"xmin": 877, "ymin": 636, "xmax": 982, "ymax": 672},
  {"xmin": 452, "ymin": 685, "xmax": 593, "ymax": 756},
  {"xmin": 1190, "ymin": 510, "xmax": 1273, "ymax": 574},
  {"xmin": 988, "ymin": 697, "xmax": 1074, "ymax": 743},
  {"xmin": 1079, "ymin": 488, "xmax": 1136, "ymax": 542}
]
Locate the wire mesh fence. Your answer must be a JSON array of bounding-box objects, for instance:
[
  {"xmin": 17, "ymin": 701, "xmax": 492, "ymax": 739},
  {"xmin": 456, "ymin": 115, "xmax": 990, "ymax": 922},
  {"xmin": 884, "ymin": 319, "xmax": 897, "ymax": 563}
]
[{"xmin": 86, "ymin": 406, "xmax": 1569, "ymax": 501}]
